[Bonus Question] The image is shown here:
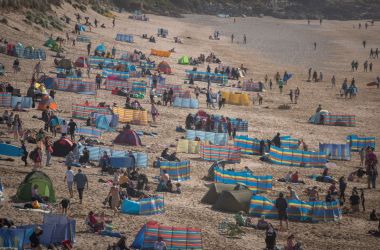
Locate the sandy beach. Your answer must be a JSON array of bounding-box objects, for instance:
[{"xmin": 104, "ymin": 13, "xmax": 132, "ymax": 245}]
[{"xmin": 1, "ymin": 3, "xmax": 380, "ymax": 249}]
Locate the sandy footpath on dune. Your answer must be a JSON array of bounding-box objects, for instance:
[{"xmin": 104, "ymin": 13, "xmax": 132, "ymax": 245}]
[{"xmin": 1, "ymin": 3, "xmax": 380, "ymax": 250}]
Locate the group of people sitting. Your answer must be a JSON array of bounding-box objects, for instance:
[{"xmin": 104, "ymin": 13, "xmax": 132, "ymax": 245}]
[{"xmin": 185, "ymin": 112, "xmax": 238, "ymax": 136}]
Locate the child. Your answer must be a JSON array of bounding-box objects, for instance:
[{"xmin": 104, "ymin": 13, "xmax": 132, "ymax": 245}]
[
  {"xmin": 60, "ymin": 198, "xmax": 70, "ymax": 215},
  {"xmin": 175, "ymin": 183, "xmax": 182, "ymax": 194}
]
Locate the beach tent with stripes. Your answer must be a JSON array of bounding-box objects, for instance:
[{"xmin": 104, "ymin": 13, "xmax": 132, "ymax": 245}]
[
  {"xmin": 131, "ymin": 221, "xmax": 202, "ymax": 250},
  {"xmin": 346, "ymin": 135, "xmax": 376, "ymax": 151},
  {"xmin": 121, "ymin": 196, "xmax": 164, "ymax": 215}
]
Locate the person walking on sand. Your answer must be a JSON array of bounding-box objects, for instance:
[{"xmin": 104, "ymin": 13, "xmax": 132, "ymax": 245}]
[
  {"xmin": 112, "ymin": 17, "xmax": 115, "ymax": 28},
  {"xmin": 369, "ymin": 62, "xmax": 373, "ymax": 72},
  {"xmin": 231, "ymin": 34, "xmax": 234, "ymax": 43},
  {"xmin": 331, "ymin": 75, "xmax": 336, "ymax": 88},
  {"xmin": 243, "ymin": 34, "xmax": 247, "ymax": 44},
  {"xmin": 151, "ymin": 103, "xmax": 159, "ymax": 123},
  {"xmin": 364, "ymin": 60, "xmax": 368, "ymax": 72},
  {"xmin": 308, "ymin": 67, "xmax": 312, "ymax": 81},
  {"xmin": 365, "ymin": 147, "xmax": 378, "ymax": 189},
  {"xmin": 74, "ymin": 169, "xmax": 88, "ymax": 204},
  {"xmin": 288, "ymin": 90, "xmax": 293, "ymax": 103},
  {"xmin": 64, "ymin": 166, "xmax": 74, "ymax": 198},
  {"xmin": 275, "ymin": 192, "xmax": 288, "ymax": 231},
  {"xmin": 363, "ymin": 40, "xmax": 367, "ymax": 48},
  {"xmin": 257, "ymin": 93, "xmax": 263, "ymax": 105},
  {"xmin": 294, "ymin": 87, "xmax": 300, "ymax": 104},
  {"xmin": 87, "ymin": 42, "xmax": 91, "ymax": 56},
  {"xmin": 314, "ymin": 42, "xmax": 317, "ymax": 50}
]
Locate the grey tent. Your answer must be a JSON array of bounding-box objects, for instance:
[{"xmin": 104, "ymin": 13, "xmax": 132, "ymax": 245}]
[
  {"xmin": 212, "ymin": 189, "xmax": 252, "ymax": 213},
  {"xmin": 201, "ymin": 183, "xmax": 237, "ymax": 204},
  {"xmin": 57, "ymin": 59, "xmax": 73, "ymax": 70}
]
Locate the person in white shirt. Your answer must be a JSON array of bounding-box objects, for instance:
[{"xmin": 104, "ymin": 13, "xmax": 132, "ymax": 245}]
[
  {"xmin": 154, "ymin": 237, "xmax": 167, "ymax": 250},
  {"xmin": 287, "ymin": 186, "xmax": 300, "ymax": 200},
  {"xmin": 64, "ymin": 166, "xmax": 74, "ymax": 198}
]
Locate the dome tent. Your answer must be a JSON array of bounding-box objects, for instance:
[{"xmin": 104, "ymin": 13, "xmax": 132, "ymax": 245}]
[
  {"xmin": 51, "ymin": 138, "xmax": 75, "ymax": 157},
  {"xmin": 178, "ymin": 55, "xmax": 189, "ymax": 65},
  {"xmin": 95, "ymin": 43, "xmax": 106, "ymax": 53},
  {"xmin": 74, "ymin": 56, "xmax": 88, "ymax": 68},
  {"xmin": 157, "ymin": 61, "xmax": 172, "ymax": 74},
  {"xmin": 114, "ymin": 127, "xmax": 142, "ymax": 146},
  {"xmin": 57, "ymin": 59, "xmax": 73, "ymax": 70},
  {"xmin": 212, "ymin": 189, "xmax": 252, "ymax": 213},
  {"xmin": 16, "ymin": 171, "xmax": 56, "ymax": 202}
]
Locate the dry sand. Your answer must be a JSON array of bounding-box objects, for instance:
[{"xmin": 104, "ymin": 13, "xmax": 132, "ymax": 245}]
[{"xmin": 1, "ymin": 3, "xmax": 380, "ymax": 250}]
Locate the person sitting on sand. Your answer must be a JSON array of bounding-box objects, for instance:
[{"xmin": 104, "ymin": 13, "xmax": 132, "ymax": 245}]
[
  {"xmin": 99, "ymin": 151, "xmax": 111, "ymax": 173},
  {"xmin": 370, "ymin": 209, "xmax": 379, "ymax": 221},
  {"xmin": 308, "ymin": 186, "xmax": 319, "ymax": 202},
  {"xmin": 234, "ymin": 211, "xmax": 254, "ymax": 227},
  {"xmin": 265, "ymin": 223, "xmax": 277, "ymax": 250},
  {"xmin": 287, "ymin": 186, "xmax": 300, "ymax": 200},
  {"xmin": 32, "ymin": 184, "xmax": 45, "ymax": 203},
  {"xmin": 86, "ymin": 211, "xmax": 104, "ymax": 232},
  {"xmin": 157, "ymin": 170, "xmax": 170, "ymax": 192}
]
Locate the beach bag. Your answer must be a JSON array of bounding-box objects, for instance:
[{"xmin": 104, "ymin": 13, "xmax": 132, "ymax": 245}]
[{"xmin": 29, "ymin": 148, "xmax": 38, "ymax": 161}]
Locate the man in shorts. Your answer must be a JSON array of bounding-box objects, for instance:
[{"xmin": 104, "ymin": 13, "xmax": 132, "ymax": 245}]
[
  {"xmin": 64, "ymin": 166, "xmax": 74, "ymax": 198},
  {"xmin": 275, "ymin": 192, "xmax": 288, "ymax": 231}
]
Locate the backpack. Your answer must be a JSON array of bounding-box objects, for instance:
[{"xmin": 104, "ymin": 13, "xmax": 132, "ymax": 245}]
[{"xmin": 29, "ymin": 149, "xmax": 37, "ymax": 160}]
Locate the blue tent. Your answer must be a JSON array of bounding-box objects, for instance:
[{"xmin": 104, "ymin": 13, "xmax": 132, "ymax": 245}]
[
  {"xmin": 78, "ymin": 24, "xmax": 86, "ymax": 32},
  {"xmin": 96, "ymin": 115, "xmax": 111, "ymax": 131},
  {"xmin": 95, "ymin": 43, "xmax": 106, "ymax": 52}
]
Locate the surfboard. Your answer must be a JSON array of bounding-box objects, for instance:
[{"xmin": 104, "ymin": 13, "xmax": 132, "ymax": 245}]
[{"xmin": 0, "ymin": 143, "xmax": 23, "ymax": 157}]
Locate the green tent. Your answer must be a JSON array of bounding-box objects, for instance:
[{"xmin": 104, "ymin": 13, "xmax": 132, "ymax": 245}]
[
  {"xmin": 178, "ymin": 56, "xmax": 190, "ymax": 65},
  {"xmin": 201, "ymin": 183, "xmax": 236, "ymax": 204},
  {"xmin": 44, "ymin": 38, "xmax": 58, "ymax": 48},
  {"xmin": 16, "ymin": 171, "xmax": 56, "ymax": 202},
  {"xmin": 212, "ymin": 190, "xmax": 252, "ymax": 213}
]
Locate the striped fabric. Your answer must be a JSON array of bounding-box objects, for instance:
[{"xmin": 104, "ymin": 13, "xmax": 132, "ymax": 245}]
[
  {"xmin": 0, "ymin": 92, "xmax": 12, "ymax": 107},
  {"xmin": 105, "ymin": 79, "xmax": 129, "ymax": 90},
  {"xmin": 143, "ymin": 223, "xmax": 202, "ymax": 250},
  {"xmin": 347, "ymin": 135, "xmax": 376, "ymax": 151},
  {"xmin": 242, "ymin": 81, "xmax": 263, "ymax": 92},
  {"xmin": 176, "ymin": 139, "xmax": 200, "ymax": 154},
  {"xmin": 150, "ymin": 49, "xmax": 171, "ymax": 57},
  {"xmin": 269, "ymin": 146, "xmax": 327, "ymax": 168},
  {"xmin": 132, "ymin": 82, "xmax": 147, "ymax": 93},
  {"xmin": 186, "ymin": 130, "xmax": 228, "ymax": 146},
  {"xmin": 234, "ymin": 136, "xmax": 299, "ymax": 155},
  {"xmin": 102, "ymin": 69, "xmax": 129, "ymax": 80},
  {"xmin": 148, "ymin": 76, "xmax": 165, "ymax": 87},
  {"xmin": 281, "ymin": 136, "xmax": 300, "ymax": 149},
  {"xmin": 140, "ymin": 61, "xmax": 156, "ymax": 69},
  {"xmin": 76, "ymin": 35, "xmax": 91, "ymax": 43},
  {"xmin": 23, "ymin": 48, "xmax": 46, "ymax": 60},
  {"xmin": 55, "ymin": 78, "xmax": 96, "ymax": 94},
  {"xmin": 72, "ymin": 104, "xmax": 113, "ymax": 120},
  {"xmin": 89, "ymin": 57, "xmax": 129, "ymax": 68},
  {"xmin": 319, "ymin": 143, "xmax": 351, "ymax": 160},
  {"xmin": 230, "ymin": 119, "xmax": 248, "ymax": 132},
  {"xmin": 139, "ymin": 196, "xmax": 165, "ymax": 215},
  {"xmin": 121, "ymin": 196, "xmax": 165, "ymax": 215},
  {"xmin": 249, "ymin": 195, "xmax": 342, "ymax": 222},
  {"xmin": 105, "ymin": 79, "xmax": 147, "ymax": 93},
  {"xmin": 112, "ymin": 107, "xmax": 148, "ymax": 125},
  {"xmin": 79, "ymin": 146, "xmax": 148, "ymax": 167},
  {"xmin": 322, "ymin": 114, "xmax": 355, "ymax": 127},
  {"xmin": 159, "ymin": 160, "xmax": 191, "ymax": 181},
  {"xmin": 199, "ymin": 144, "xmax": 241, "ymax": 162},
  {"xmin": 76, "ymin": 126, "xmax": 103, "ymax": 138},
  {"xmin": 173, "ymin": 98, "xmax": 199, "ymax": 109},
  {"xmin": 186, "ymin": 70, "xmax": 228, "ymax": 85},
  {"xmin": 214, "ymin": 167, "xmax": 272, "ymax": 192},
  {"xmin": 116, "ymin": 34, "xmax": 134, "ymax": 43},
  {"xmin": 15, "ymin": 44, "xmax": 24, "ymax": 57},
  {"xmin": 11, "ymin": 97, "xmax": 33, "ymax": 108},
  {"xmin": 156, "ymin": 83, "xmax": 182, "ymax": 95}
]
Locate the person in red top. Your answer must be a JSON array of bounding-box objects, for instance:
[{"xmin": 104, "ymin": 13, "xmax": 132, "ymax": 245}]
[
  {"xmin": 365, "ymin": 147, "xmax": 378, "ymax": 189},
  {"xmin": 290, "ymin": 171, "xmax": 299, "ymax": 183},
  {"xmin": 87, "ymin": 211, "xmax": 104, "ymax": 232}
]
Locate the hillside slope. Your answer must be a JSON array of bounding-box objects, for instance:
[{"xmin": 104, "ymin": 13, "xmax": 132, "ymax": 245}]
[{"xmin": 0, "ymin": 0, "xmax": 379, "ymax": 21}]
